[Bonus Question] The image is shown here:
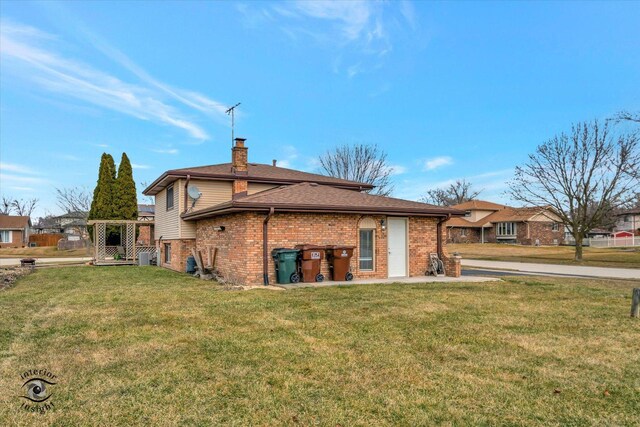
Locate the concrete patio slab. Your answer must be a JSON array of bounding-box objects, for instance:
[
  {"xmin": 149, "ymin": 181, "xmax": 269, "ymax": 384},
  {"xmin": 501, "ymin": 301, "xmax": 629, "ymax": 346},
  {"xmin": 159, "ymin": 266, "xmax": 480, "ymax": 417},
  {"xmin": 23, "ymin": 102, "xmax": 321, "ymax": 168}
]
[{"xmin": 277, "ymin": 275, "xmax": 500, "ymax": 289}]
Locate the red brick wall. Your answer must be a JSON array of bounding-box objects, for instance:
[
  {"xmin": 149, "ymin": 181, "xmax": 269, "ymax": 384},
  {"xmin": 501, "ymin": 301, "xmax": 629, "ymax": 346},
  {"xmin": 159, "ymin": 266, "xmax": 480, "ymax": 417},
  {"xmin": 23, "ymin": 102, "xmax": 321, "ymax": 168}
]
[
  {"xmin": 194, "ymin": 212, "xmax": 459, "ymax": 286},
  {"xmin": 158, "ymin": 239, "xmax": 196, "ymax": 273},
  {"xmin": 137, "ymin": 225, "xmax": 152, "ymax": 246},
  {"xmin": 0, "ymin": 230, "xmax": 24, "ymax": 248},
  {"xmin": 447, "ymin": 227, "xmax": 482, "ymax": 243},
  {"xmin": 449, "ymin": 221, "xmax": 563, "ymax": 246},
  {"xmin": 524, "ymin": 221, "xmax": 564, "ymax": 245}
]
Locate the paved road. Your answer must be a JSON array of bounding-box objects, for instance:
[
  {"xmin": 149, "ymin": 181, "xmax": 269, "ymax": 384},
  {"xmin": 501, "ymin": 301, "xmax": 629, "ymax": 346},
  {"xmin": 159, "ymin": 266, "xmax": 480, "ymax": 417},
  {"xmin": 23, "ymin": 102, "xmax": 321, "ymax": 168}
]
[
  {"xmin": 461, "ymin": 259, "xmax": 640, "ymax": 280},
  {"xmin": 0, "ymin": 257, "xmax": 92, "ymax": 267}
]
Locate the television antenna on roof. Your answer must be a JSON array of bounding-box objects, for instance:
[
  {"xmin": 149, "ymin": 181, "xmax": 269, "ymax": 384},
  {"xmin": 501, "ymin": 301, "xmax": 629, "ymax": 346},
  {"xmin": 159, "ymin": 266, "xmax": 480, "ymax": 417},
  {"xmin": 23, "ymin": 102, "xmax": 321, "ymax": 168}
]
[{"xmin": 225, "ymin": 102, "xmax": 241, "ymax": 148}]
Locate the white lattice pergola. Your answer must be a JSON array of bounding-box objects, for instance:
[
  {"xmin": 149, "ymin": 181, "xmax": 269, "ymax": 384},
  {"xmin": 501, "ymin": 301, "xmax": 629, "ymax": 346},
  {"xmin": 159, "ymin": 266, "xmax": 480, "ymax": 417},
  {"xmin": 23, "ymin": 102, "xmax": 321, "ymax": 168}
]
[{"xmin": 87, "ymin": 220, "xmax": 155, "ymax": 266}]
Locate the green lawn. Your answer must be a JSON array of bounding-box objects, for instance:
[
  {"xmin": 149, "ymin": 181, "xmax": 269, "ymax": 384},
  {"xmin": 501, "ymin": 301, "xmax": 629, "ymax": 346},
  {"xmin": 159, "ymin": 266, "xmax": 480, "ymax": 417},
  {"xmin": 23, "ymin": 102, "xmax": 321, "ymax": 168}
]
[
  {"xmin": 1, "ymin": 267, "xmax": 638, "ymax": 426},
  {"xmin": 449, "ymin": 243, "xmax": 640, "ymax": 268}
]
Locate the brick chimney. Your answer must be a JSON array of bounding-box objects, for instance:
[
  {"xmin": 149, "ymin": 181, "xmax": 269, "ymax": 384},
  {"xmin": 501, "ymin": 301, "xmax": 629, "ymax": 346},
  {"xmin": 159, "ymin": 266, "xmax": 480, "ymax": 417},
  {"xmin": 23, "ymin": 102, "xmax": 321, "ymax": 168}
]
[{"xmin": 232, "ymin": 137, "xmax": 248, "ymax": 198}]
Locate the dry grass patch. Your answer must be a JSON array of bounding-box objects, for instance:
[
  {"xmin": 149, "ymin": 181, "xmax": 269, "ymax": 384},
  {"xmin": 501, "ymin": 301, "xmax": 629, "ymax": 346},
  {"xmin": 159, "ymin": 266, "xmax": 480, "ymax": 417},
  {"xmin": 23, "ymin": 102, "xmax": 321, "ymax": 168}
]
[
  {"xmin": 0, "ymin": 267, "xmax": 638, "ymax": 425},
  {"xmin": 0, "ymin": 246, "xmax": 90, "ymax": 258},
  {"xmin": 450, "ymin": 243, "xmax": 640, "ymax": 268}
]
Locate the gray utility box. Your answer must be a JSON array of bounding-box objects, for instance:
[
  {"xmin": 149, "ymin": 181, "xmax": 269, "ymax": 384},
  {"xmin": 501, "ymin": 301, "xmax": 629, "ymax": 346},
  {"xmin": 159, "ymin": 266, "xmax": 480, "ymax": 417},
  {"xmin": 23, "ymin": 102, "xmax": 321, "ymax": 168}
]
[{"xmin": 138, "ymin": 252, "xmax": 150, "ymax": 266}]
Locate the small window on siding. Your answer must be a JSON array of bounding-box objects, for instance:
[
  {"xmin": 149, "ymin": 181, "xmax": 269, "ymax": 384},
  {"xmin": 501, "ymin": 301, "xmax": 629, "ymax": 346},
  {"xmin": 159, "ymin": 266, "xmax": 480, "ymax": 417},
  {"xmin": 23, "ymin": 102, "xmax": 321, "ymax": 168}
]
[
  {"xmin": 164, "ymin": 243, "xmax": 171, "ymax": 264},
  {"xmin": 166, "ymin": 185, "xmax": 174, "ymax": 211},
  {"xmin": 460, "ymin": 228, "xmax": 467, "ymax": 237},
  {"xmin": 552, "ymin": 223, "xmax": 559, "ymax": 232}
]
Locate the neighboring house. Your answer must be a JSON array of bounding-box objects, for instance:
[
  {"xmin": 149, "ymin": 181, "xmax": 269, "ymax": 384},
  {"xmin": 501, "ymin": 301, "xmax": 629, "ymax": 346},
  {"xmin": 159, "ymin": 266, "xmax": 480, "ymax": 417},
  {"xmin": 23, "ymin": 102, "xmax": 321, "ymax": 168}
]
[
  {"xmin": 57, "ymin": 211, "xmax": 88, "ymax": 237},
  {"xmin": 137, "ymin": 204, "xmax": 155, "ymax": 246},
  {"xmin": 138, "ymin": 204, "xmax": 155, "ymax": 221},
  {"xmin": 0, "ymin": 215, "xmax": 31, "ymax": 248},
  {"xmin": 446, "ymin": 200, "xmax": 564, "ymax": 245},
  {"xmin": 143, "ymin": 138, "xmax": 463, "ymax": 285},
  {"xmin": 33, "ymin": 211, "xmax": 88, "ymax": 237},
  {"xmin": 614, "ymin": 208, "xmax": 640, "ymax": 236}
]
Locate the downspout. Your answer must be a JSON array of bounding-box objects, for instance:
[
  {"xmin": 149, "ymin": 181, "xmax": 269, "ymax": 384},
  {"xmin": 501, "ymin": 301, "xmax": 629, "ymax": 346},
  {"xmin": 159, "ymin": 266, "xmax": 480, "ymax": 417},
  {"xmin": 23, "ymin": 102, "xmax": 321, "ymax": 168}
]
[
  {"xmin": 263, "ymin": 207, "xmax": 275, "ymax": 286},
  {"xmin": 437, "ymin": 214, "xmax": 452, "ymax": 259},
  {"xmin": 183, "ymin": 175, "xmax": 191, "ymax": 214},
  {"xmin": 157, "ymin": 235, "xmax": 163, "ymax": 266}
]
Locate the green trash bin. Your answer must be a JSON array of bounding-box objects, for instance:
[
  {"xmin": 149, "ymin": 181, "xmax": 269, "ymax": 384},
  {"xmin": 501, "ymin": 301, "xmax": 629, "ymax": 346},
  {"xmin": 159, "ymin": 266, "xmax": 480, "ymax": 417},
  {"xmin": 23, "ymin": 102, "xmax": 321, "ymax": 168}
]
[{"xmin": 271, "ymin": 248, "xmax": 301, "ymax": 284}]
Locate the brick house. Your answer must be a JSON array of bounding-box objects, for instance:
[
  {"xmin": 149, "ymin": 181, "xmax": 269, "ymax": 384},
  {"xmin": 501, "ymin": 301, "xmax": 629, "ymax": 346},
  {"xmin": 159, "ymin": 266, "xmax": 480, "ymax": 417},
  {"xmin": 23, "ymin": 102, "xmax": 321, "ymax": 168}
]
[
  {"xmin": 446, "ymin": 200, "xmax": 564, "ymax": 245},
  {"xmin": 0, "ymin": 215, "xmax": 31, "ymax": 248},
  {"xmin": 614, "ymin": 208, "xmax": 640, "ymax": 236},
  {"xmin": 143, "ymin": 138, "xmax": 464, "ymax": 285}
]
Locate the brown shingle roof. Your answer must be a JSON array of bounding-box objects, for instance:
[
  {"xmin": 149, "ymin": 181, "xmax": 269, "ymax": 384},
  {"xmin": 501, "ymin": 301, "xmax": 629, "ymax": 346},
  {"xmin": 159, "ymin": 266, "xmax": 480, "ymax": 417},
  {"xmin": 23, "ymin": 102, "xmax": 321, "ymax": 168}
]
[
  {"xmin": 452, "ymin": 200, "xmax": 508, "ymax": 211},
  {"xmin": 0, "ymin": 215, "xmax": 31, "ymax": 229},
  {"xmin": 144, "ymin": 163, "xmax": 374, "ymax": 195},
  {"xmin": 183, "ymin": 183, "xmax": 464, "ymax": 220},
  {"xmin": 446, "ymin": 206, "xmax": 556, "ymax": 228}
]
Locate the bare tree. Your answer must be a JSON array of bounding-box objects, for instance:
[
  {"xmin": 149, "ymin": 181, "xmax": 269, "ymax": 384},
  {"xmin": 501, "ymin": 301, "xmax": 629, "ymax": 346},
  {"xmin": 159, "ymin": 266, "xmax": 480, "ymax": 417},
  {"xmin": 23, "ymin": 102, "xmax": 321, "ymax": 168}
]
[
  {"xmin": 139, "ymin": 181, "xmax": 155, "ymax": 205},
  {"xmin": 509, "ymin": 120, "xmax": 640, "ymax": 260},
  {"xmin": 11, "ymin": 198, "xmax": 39, "ymax": 217},
  {"xmin": 419, "ymin": 179, "xmax": 482, "ymax": 206},
  {"xmin": 610, "ymin": 110, "xmax": 640, "ymax": 123},
  {"xmin": 1, "ymin": 196, "xmax": 12, "ymax": 215},
  {"xmin": 55, "ymin": 187, "xmax": 91, "ymax": 214},
  {"xmin": 319, "ymin": 144, "xmax": 394, "ymax": 196}
]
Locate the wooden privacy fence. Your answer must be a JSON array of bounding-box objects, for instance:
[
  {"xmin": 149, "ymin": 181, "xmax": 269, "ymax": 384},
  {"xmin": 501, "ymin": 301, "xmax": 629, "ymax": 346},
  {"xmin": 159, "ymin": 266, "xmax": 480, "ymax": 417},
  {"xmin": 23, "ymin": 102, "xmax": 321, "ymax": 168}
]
[{"xmin": 29, "ymin": 233, "xmax": 64, "ymax": 247}]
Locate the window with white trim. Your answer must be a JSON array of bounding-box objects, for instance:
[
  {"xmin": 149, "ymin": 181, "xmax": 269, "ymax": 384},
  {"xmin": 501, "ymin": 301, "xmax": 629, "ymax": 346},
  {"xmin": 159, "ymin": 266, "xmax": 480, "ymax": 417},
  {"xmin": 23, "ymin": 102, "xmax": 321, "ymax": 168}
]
[
  {"xmin": 0, "ymin": 230, "xmax": 11, "ymax": 243},
  {"xmin": 496, "ymin": 222, "xmax": 517, "ymax": 236},
  {"xmin": 359, "ymin": 229, "xmax": 375, "ymax": 271},
  {"xmin": 551, "ymin": 223, "xmax": 559, "ymax": 232}
]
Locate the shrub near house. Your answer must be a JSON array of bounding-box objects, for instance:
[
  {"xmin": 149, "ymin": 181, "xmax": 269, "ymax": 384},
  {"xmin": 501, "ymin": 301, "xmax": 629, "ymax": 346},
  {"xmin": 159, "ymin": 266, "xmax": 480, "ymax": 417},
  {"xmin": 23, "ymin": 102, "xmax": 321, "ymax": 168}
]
[
  {"xmin": 446, "ymin": 200, "xmax": 564, "ymax": 245},
  {"xmin": 143, "ymin": 138, "xmax": 464, "ymax": 285}
]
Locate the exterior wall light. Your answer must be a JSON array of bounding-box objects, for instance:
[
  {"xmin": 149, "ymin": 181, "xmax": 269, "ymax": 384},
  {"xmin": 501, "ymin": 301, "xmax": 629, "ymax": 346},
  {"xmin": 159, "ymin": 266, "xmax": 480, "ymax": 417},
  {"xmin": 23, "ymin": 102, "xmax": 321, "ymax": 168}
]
[{"xmin": 381, "ymin": 219, "xmax": 386, "ymax": 231}]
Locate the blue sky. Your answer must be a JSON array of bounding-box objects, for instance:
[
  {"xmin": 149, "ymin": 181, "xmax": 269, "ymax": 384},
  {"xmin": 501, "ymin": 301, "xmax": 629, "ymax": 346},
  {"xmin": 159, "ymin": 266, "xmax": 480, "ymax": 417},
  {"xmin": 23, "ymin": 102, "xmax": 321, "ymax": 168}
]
[{"xmin": 1, "ymin": 1, "xmax": 639, "ymax": 218}]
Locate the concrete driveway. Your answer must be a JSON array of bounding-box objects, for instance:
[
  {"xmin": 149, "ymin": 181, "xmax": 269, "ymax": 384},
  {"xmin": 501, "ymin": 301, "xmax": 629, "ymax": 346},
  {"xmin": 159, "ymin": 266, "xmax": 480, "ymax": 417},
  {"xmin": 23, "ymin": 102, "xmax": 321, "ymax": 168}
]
[
  {"xmin": 0, "ymin": 257, "xmax": 92, "ymax": 267},
  {"xmin": 461, "ymin": 259, "xmax": 640, "ymax": 280}
]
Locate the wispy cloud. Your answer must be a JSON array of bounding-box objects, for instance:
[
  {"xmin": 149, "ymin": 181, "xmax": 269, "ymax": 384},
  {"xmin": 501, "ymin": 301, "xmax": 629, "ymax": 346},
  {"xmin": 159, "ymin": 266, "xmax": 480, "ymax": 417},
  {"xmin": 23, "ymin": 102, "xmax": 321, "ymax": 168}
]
[
  {"xmin": 0, "ymin": 162, "xmax": 38, "ymax": 175},
  {"xmin": 423, "ymin": 156, "xmax": 453, "ymax": 171},
  {"xmin": 151, "ymin": 148, "xmax": 179, "ymax": 155},
  {"xmin": 0, "ymin": 173, "xmax": 49, "ymax": 184},
  {"xmin": 275, "ymin": 145, "xmax": 299, "ymax": 169},
  {"xmin": 56, "ymin": 154, "xmax": 81, "ymax": 161},
  {"xmin": 8, "ymin": 186, "xmax": 36, "ymax": 192},
  {"xmin": 131, "ymin": 163, "xmax": 150, "ymax": 170},
  {"xmin": 0, "ymin": 20, "xmax": 223, "ymax": 140},
  {"xmin": 389, "ymin": 165, "xmax": 407, "ymax": 176},
  {"xmin": 93, "ymin": 143, "xmax": 109, "ymax": 148},
  {"xmin": 239, "ymin": 1, "xmax": 416, "ymax": 77}
]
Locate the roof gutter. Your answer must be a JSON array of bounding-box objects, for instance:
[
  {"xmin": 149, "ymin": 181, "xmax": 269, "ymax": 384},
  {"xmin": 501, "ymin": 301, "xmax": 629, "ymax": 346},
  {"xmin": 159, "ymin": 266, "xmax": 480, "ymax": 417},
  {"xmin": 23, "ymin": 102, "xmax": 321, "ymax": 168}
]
[
  {"xmin": 263, "ymin": 207, "xmax": 275, "ymax": 286},
  {"xmin": 182, "ymin": 204, "xmax": 464, "ymax": 221}
]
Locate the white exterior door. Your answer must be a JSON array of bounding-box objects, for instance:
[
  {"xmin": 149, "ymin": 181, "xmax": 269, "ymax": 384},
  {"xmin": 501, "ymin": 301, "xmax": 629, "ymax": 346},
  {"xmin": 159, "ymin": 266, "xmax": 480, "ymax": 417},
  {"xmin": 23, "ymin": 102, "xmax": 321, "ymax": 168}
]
[{"xmin": 387, "ymin": 218, "xmax": 407, "ymax": 277}]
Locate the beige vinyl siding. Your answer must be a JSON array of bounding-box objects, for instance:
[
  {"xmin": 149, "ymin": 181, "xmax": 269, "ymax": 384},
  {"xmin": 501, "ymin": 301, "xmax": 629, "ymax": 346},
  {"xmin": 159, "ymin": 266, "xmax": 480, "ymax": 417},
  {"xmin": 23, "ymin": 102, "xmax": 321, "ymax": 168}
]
[
  {"xmin": 468, "ymin": 210, "xmax": 495, "ymax": 222},
  {"xmin": 180, "ymin": 179, "xmax": 233, "ymax": 239},
  {"xmin": 190, "ymin": 180, "xmax": 233, "ymax": 209},
  {"xmin": 529, "ymin": 211, "xmax": 561, "ymax": 222},
  {"xmin": 155, "ymin": 184, "xmax": 180, "ymax": 240},
  {"xmin": 248, "ymin": 183, "xmax": 278, "ymax": 195}
]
